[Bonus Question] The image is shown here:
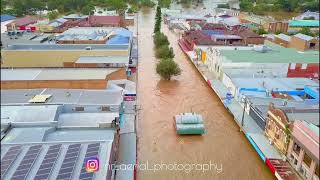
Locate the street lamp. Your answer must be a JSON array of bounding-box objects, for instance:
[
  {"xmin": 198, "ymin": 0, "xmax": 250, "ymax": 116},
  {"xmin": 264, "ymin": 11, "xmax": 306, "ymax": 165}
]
[{"xmin": 240, "ymin": 96, "xmax": 249, "ymax": 131}]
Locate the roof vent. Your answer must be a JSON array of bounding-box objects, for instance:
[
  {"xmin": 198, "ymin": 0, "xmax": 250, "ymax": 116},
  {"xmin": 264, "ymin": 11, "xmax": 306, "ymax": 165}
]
[{"xmin": 85, "ymin": 46, "xmax": 92, "ymax": 50}]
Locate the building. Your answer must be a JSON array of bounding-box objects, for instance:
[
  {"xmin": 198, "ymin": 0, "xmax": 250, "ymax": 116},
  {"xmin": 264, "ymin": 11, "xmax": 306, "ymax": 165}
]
[
  {"xmin": 1, "ymin": 14, "xmax": 16, "ymax": 33},
  {"xmin": 1, "ymin": 68, "xmax": 127, "ymax": 89},
  {"xmin": 56, "ymin": 27, "xmax": 112, "ymax": 44},
  {"xmin": 268, "ymin": 21, "xmax": 289, "ymax": 33},
  {"xmin": 201, "ymin": 41, "xmax": 319, "ymax": 80},
  {"xmin": 246, "ymin": 96, "xmax": 319, "ymax": 130},
  {"xmin": 0, "ymin": 88, "xmax": 124, "ymax": 180},
  {"xmin": 295, "ymin": 11, "xmax": 319, "ymax": 21},
  {"xmin": 79, "ymin": 16, "xmax": 121, "ymax": 27},
  {"xmin": 1, "ymin": 44, "xmax": 130, "ymax": 68},
  {"xmin": 265, "ymin": 103, "xmax": 292, "ymax": 156},
  {"xmin": 290, "ymin": 33, "xmax": 319, "ymax": 51},
  {"xmin": 6, "ymin": 16, "xmax": 37, "ymax": 31},
  {"xmin": 288, "ymin": 20, "xmax": 320, "ymax": 31},
  {"xmin": 273, "ymin": 33, "xmax": 291, "ymax": 48},
  {"xmin": 287, "ymin": 120, "xmax": 319, "ymax": 180}
]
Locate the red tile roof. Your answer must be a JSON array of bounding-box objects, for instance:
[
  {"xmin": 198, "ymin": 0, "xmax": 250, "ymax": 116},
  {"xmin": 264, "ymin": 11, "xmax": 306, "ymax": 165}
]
[{"xmin": 8, "ymin": 16, "xmax": 37, "ymax": 27}]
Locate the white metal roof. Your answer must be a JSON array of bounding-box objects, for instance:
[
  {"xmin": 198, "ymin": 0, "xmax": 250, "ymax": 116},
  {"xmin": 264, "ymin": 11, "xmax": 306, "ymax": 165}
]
[
  {"xmin": 294, "ymin": 33, "xmax": 314, "ymax": 41},
  {"xmin": 1, "ymin": 68, "xmax": 121, "ymax": 81}
]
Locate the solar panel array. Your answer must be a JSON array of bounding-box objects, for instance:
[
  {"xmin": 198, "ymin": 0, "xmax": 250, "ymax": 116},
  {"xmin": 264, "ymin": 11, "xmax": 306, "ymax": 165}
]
[
  {"xmin": 11, "ymin": 145, "xmax": 42, "ymax": 180},
  {"xmin": 34, "ymin": 144, "xmax": 62, "ymax": 180},
  {"xmin": 1, "ymin": 145, "xmax": 22, "ymax": 179},
  {"xmin": 79, "ymin": 143, "xmax": 101, "ymax": 180},
  {"xmin": 1, "ymin": 143, "xmax": 102, "ymax": 180},
  {"xmin": 56, "ymin": 144, "xmax": 81, "ymax": 180}
]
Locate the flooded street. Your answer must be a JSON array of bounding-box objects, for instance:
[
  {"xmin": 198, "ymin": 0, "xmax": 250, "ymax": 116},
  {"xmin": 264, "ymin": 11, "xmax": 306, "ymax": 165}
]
[{"xmin": 136, "ymin": 7, "xmax": 275, "ymax": 180}]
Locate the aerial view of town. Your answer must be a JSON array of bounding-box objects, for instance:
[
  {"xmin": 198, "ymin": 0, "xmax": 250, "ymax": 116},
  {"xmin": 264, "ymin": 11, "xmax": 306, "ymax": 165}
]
[{"xmin": 0, "ymin": 0, "xmax": 319, "ymax": 180}]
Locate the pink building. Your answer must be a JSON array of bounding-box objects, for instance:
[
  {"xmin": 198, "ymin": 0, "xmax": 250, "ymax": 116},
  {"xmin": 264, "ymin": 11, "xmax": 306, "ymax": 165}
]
[{"xmin": 287, "ymin": 120, "xmax": 319, "ymax": 180}]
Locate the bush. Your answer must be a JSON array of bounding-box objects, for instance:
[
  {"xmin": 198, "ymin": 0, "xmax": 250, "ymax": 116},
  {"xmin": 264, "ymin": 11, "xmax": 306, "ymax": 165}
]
[
  {"xmin": 255, "ymin": 28, "xmax": 267, "ymax": 35},
  {"xmin": 217, "ymin": 4, "xmax": 229, "ymax": 9},
  {"xmin": 127, "ymin": 8, "xmax": 134, "ymax": 13},
  {"xmin": 140, "ymin": 0, "xmax": 156, "ymax": 7},
  {"xmin": 303, "ymin": 16, "xmax": 315, "ymax": 20},
  {"xmin": 156, "ymin": 59, "xmax": 181, "ymax": 80},
  {"xmin": 155, "ymin": 45, "xmax": 174, "ymax": 59},
  {"xmin": 48, "ymin": 11, "xmax": 59, "ymax": 20},
  {"xmin": 298, "ymin": 27, "xmax": 314, "ymax": 36},
  {"xmin": 154, "ymin": 32, "xmax": 169, "ymax": 48}
]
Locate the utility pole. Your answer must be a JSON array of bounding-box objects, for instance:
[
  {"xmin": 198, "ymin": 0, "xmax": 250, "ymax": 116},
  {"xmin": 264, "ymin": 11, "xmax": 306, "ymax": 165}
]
[{"xmin": 240, "ymin": 97, "xmax": 247, "ymax": 132}]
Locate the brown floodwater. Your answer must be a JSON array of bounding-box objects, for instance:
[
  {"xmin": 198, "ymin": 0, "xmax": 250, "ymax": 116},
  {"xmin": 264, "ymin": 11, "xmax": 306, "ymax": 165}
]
[{"xmin": 136, "ymin": 7, "xmax": 275, "ymax": 180}]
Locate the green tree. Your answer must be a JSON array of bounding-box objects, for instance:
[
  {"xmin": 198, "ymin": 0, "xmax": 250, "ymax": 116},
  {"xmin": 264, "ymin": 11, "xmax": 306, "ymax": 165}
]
[
  {"xmin": 47, "ymin": 11, "xmax": 59, "ymax": 20},
  {"xmin": 239, "ymin": 0, "xmax": 253, "ymax": 12},
  {"xmin": 298, "ymin": 27, "xmax": 314, "ymax": 36},
  {"xmin": 256, "ymin": 28, "xmax": 267, "ymax": 35},
  {"xmin": 156, "ymin": 58, "xmax": 181, "ymax": 80},
  {"xmin": 155, "ymin": 45, "xmax": 174, "ymax": 59},
  {"xmin": 154, "ymin": 32, "xmax": 169, "ymax": 48},
  {"xmin": 158, "ymin": 0, "xmax": 171, "ymax": 8},
  {"xmin": 217, "ymin": 4, "xmax": 229, "ymax": 9}
]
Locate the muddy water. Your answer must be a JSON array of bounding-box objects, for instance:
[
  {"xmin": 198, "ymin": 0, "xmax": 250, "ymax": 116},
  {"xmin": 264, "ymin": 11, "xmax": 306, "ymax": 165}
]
[{"xmin": 136, "ymin": 8, "xmax": 275, "ymax": 180}]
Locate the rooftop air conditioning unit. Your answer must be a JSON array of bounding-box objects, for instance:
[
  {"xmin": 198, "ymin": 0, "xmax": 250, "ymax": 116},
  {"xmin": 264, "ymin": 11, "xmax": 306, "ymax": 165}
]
[{"xmin": 85, "ymin": 46, "xmax": 92, "ymax": 50}]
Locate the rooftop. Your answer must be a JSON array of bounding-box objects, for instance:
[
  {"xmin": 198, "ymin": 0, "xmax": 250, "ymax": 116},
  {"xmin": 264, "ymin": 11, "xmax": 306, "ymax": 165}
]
[
  {"xmin": 233, "ymin": 77, "xmax": 318, "ymax": 92},
  {"xmin": 4, "ymin": 44, "xmax": 129, "ymax": 51},
  {"xmin": 289, "ymin": 20, "xmax": 320, "ymax": 27},
  {"xmin": 1, "ymin": 88, "xmax": 123, "ymax": 105},
  {"xmin": 1, "ymin": 14, "xmax": 16, "ymax": 22},
  {"xmin": 76, "ymin": 56, "xmax": 129, "ymax": 65},
  {"xmin": 1, "ymin": 68, "xmax": 121, "ymax": 81},
  {"xmin": 1, "ymin": 138, "xmax": 113, "ymax": 180},
  {"xmin": 57, "ymin": 27, "xmax": 112, "ymax": 41},
  {"xmin": 294, "ymin": 33, "xmax": 314, "ymax": 41},
  {"xmin": 275, "ymin": 33, "xmax": 291, "ymax": 42},
  {"xmin": 6, "ymin": 16, "xmax": 37, "ymax": 27},
  {"xmin": 219, "ymin": 41, "xmax": 319, "ymax": 63}
]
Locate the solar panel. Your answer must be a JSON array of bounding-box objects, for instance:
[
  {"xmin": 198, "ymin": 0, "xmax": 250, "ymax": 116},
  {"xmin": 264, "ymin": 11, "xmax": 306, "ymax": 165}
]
[
  {"xmin": 78, "ymin": 143, "xmax": 100, "ymax": 180},
  {"xmin": 34, "ymin": 144, "xmax": 62, "ymax": 180},
  {"xmin": 56, "ymin": 144, "xmax": 81, "ymax": 180},
  {"xmin": 11, "ymin": 145, "xmax": 42, "ymax": 180},
  {"xmin": 1, "ymin": 146, "xmax": 22, "ymax": 179}
]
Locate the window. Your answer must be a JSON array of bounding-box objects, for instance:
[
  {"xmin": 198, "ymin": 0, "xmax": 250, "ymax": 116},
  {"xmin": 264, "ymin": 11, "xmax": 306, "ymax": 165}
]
[
  {"xmin": 293, "ymin": 143, "xmax": 301, "ymax": 155},
  {"xmin": 75, "ymin": 107, "xmax": 84, "ymax": 111},
  {"xmin": 303, "ymin": 153, "xmax": 312, "ymax": 167}
]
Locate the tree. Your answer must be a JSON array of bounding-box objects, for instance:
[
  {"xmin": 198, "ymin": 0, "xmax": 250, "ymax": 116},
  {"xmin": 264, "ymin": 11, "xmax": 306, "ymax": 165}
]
[
  {"xmin": 158, "ymin": 0, "xmax": 171, "ymax": 8},
  {"xmin": 217, "ymin": 4, "xmax": 229, "ymax": 9},
  {"xmin": 239, "ymin": 0, "xmax": 253, "ymax": 12},
  {"xmin": 256, "ymin": 28, "xmax": 267, "ymax": 35},
  {"xmin": 48, "ymin": 11, "xmax": 59, "ymax": 20},
  {"xmin": 155, "ymin": 45, "xmax": 174, "ymax": 59},
  {"xmin": 154, "ymin": 32, "xmax": 169, "ymax": 48},
  {"xmin": 298, "ymin": 27, "xmax": 314, "ymax": 36},
  {"xmin": 156, "ymin": 58, "xmax": 181, "ymax": 80}
]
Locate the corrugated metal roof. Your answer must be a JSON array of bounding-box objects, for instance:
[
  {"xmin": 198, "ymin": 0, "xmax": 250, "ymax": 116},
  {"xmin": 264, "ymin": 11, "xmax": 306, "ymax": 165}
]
[
  {"xmin": 275, "ymin": 33, "xmax": 291, "ymax": 42},
  {"xmin": 289, "ymin": 20, "xmax": 320, "ymax": 27},
  {"xmin": 0, "ymin": 14, "xmax": 16, "ymax": 22},
  {"xmin": 294, "ymin": 33, "xmax": 314, "ymax": 41},
  {"xmin": 1, "ymin": 88, "xmax": 123, "ymax": 105},
  {"xmin": 1, "ymin": 68, "xmax": 121, "ymax": 81}
]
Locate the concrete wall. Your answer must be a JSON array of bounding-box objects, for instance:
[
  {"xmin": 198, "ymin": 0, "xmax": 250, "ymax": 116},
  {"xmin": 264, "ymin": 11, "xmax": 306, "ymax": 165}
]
[
  {"xmin": 1, "ymin": 68, "xmax": 127, "ymax": 89},
  {"xmin": 2, "ymin": 50, "xmax": 129, "ymax": 68}
]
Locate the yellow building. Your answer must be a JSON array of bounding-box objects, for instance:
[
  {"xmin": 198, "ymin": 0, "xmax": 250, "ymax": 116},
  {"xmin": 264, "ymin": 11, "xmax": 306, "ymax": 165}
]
[
  {"xmin": 265, "ymin": 103, "xmax": 291, "ymax": 155},
  {"xmin": 1, "ymin": 44, "xmax": 130, "ymax": 68}
]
